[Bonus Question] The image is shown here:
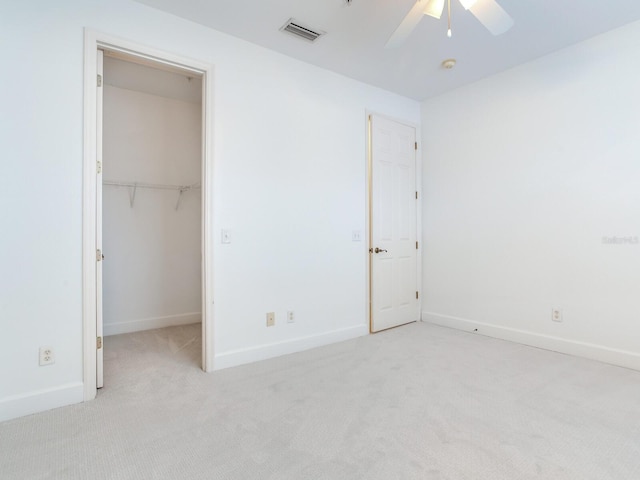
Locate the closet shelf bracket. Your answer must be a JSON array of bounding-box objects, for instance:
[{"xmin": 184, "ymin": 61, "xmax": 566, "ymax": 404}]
[
  {"xmin": 128, "ymin": 183, "xmax": 137, "ymax": 208},
  {"xmin": 175, "ymin": 188, "xmax": 184, "ymax": 211},
  {"xmin": 103, "ymin": 180, "xmax": 201, "ymax": 211}
]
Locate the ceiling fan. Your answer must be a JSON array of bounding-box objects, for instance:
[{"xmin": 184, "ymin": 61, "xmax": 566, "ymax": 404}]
[{"xmin": 386, "ymin": 0, "xmax": 514, "ymax": 48}]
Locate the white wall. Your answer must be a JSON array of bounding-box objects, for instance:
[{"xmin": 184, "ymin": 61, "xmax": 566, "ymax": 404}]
[
  {"xmin": 104, "ymin": 55, "xmax": 203, "ymax": 104},
  {"xmin": 102, "ymin": 58, "xmax": 202, "ymax": 336},
  {"xmin": 0, "ymin": 0, "xmax": 419, "ymax": 420},
  {"xmin": 421, "ymin": 20, "xmax": 640, "ymax": 369}
]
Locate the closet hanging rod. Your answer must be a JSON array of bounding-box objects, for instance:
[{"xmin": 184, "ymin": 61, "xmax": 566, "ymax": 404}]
[{"xmin": 103, "ymin": 180, "xmax": 201, "ymax": 191}]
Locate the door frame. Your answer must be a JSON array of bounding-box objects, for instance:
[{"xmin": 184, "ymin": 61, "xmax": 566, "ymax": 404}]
[
  {"xmin": 82, "ymin": 29, "xmax": 215, "ymax": 401},
  {"xmin": 365, "ymin": 112, "xmax": 422, "ymax": 332}
]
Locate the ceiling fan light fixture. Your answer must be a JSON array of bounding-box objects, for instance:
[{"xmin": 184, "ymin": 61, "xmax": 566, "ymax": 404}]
[
  {"xmin": 424, "ymin": 0, "xmax": 445, "ymax": 19},
  {"xmin": 386, "ymin": 0, "xmax": 513, "ymax": 48},
  {"xmin": 459, "ymin": 0, "xmax": 478, "ymax": 10}
]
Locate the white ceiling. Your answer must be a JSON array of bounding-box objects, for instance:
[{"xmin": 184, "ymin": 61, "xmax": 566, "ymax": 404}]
[{"xmin": 135, "ymin": 0, "xmax": 640, "ymax": 101}]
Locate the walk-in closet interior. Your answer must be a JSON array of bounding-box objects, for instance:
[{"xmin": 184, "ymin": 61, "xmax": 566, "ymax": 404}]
[{"xmin": 101, "ymin": 53, "xmax": 203, "ymax": 379}]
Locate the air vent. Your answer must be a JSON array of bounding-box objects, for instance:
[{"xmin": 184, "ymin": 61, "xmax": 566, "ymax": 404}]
[{"xmin": 280, "ymin": 19, "xmax": 325, "ymax": 43}]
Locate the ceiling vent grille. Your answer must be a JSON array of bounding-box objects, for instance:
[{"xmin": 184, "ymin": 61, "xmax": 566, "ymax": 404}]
[{"xmin": 280, "ymin": 19, "xmax": 325, "ymax": 43}]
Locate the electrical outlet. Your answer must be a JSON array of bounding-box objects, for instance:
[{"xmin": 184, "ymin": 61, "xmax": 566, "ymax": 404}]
[
  {"xmin": 287, "ymin": 310, "xmax": 295, "ymax": 323},
  {"xmin": 266, "ymin": 312, "xmax": 275, "ymax": 327},
  {"xmin": 552, "ymin": 308, "xmax": 563, "ymax": 323},
  {"xmin": 39, "ymin": 346, "xmax": 55, "ymax": 366},
  {"xmin": 352, "ymin": 231, "xmax": 362, "ymax": 242}
]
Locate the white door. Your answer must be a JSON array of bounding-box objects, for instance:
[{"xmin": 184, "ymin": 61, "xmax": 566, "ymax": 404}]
[
  {"xmin": 370, "ymin": 115, "xmax": 419, "ymax": 332},
  {"xmin": 96, "ymin": 49, "xmax": 104, "ymax": 388}
]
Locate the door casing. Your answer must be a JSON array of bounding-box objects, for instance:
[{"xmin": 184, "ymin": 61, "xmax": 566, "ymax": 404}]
[{"xmin": 82, "ymin": 29, "xmax": 215, "ymax": 401}]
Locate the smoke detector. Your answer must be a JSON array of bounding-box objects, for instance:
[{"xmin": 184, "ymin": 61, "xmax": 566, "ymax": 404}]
[{"xmin": 441, "ymin": 58, "xmax": 457, "ymax": 69}]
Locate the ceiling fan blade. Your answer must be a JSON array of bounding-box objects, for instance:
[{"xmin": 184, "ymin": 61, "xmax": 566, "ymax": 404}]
[
  {"xmin": 467, "ymin": 0, "xmax": 514, "ymax": 36},
  {"xmin": 424, "ymin": 0, "xmax": 445, "ymax": 19},
  {"xmin": 385, "ymin": 0, "xmax": 430, "ymax": 49}
]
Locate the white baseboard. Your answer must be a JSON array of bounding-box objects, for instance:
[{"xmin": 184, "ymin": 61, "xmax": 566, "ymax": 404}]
[
  {"xmin": 423, "ymin": 311, "xmax": 640, "ymax": 371},
  {"xmin": 104, "ymin": 312, "xmax": 201, "ymax": 336},
  {"xmin": 214, "ymin": 324, "xmax": 369, "ymax": 370},
  {"xmin": 0, "ymin": 382, "xmax": 84, "ymax": 423}
]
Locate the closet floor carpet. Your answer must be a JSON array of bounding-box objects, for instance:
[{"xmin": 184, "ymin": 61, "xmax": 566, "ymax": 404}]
[{"xmin": 2, "ymin": 322, "xmax": 640, "ymax": 480}]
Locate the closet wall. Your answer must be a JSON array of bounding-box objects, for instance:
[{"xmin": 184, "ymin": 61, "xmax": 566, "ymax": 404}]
[{"xmin": 102, "ymin": 56, "xmax": 202, "ymax": 336}]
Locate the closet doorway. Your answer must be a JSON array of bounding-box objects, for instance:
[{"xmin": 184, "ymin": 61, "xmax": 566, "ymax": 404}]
[
  {"xmin": 83, "ymin": 31, "xmax": 214, "ymax": 401},
  {"xmin": 100, "ymin": 50, "xmax": 202, "ymax": 388}
]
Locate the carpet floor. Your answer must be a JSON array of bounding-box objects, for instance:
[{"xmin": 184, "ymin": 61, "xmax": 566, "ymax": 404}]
[{"xmin": 1, "ymin": 322, "xmax": 640, "ymax": 479}]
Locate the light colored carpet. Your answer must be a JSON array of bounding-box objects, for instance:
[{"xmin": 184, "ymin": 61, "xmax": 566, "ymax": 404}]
[{"xmin": 1, "ymin": 322, "xmax": 640, "ymax": 479}]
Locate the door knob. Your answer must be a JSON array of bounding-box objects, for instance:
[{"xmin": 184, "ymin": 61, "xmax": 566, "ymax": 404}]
[{"xmin": 374, "ymin": 247, "xmax": 387, "ymax": 254}]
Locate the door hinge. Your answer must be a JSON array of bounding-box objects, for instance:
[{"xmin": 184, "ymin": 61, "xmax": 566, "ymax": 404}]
[
  {"xmin": 97, "ymin": 74, "xmax": 102, "ymax": 87},
  {"xmin": 97, "ymin": 336, "xmax": 102, "ymax": 349},
  {"xmin": 415, "ymin": 191, "xmax": 418, "ymax": 199},
  {"xmin": 96, "ymin": 249, "xmax": 103, "ymax": 262},
  {"xmin": 416, "ymin": 241, "xmax": 419, "ymax": 249},
  {"xmin": 416, "ymin": 291, "xmax": 419, "ymax": 299},
  {"xmin": 415, "ymin": 142, "xmax": 418, "ymax": 150},
  {"xmin": 97, "ymin": 161, "xmax": 102, "ymax": 174}
]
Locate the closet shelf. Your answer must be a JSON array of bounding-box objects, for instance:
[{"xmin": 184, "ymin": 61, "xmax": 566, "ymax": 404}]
[
  {"xmin": 103, "ymin": 180, "xmax": 200, "ymax": 191},
  {"xmin": 103, "ymin": 180, "xmax": 200, "ymax": 210}
]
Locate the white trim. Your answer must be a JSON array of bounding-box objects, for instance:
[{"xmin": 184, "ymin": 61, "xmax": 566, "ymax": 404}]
[
  {"xmin": 83, "ymin": 29, "xmax": 99, "ymax": 403},
  {"xmin": 214, "ymin": 325, "xmax": 369, "ymax": 370},
  {"xmin": 104, "ymin": 313, "xmax": 201, "ymax": 337},
  {"xmin": 201, "ymin": 59, "xmax": 215, "ymax": 373},
  {"xmin": 83, "ymin": 29, "xmax": 215, "ymax": 402},
  {"xmin": 364, "ymin": 114, "xmax": 372, "ymax": 332},
  {"xmin": 0, "ymin": 383, "xmax": 84, "ymax": 423},
  {"xmin": 415, "ymin": 127, "xmax": 423, "ymax": 321},
  {"xmin": 423, "ymin": 311, "xmax": 640, "ymax": 371}
]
